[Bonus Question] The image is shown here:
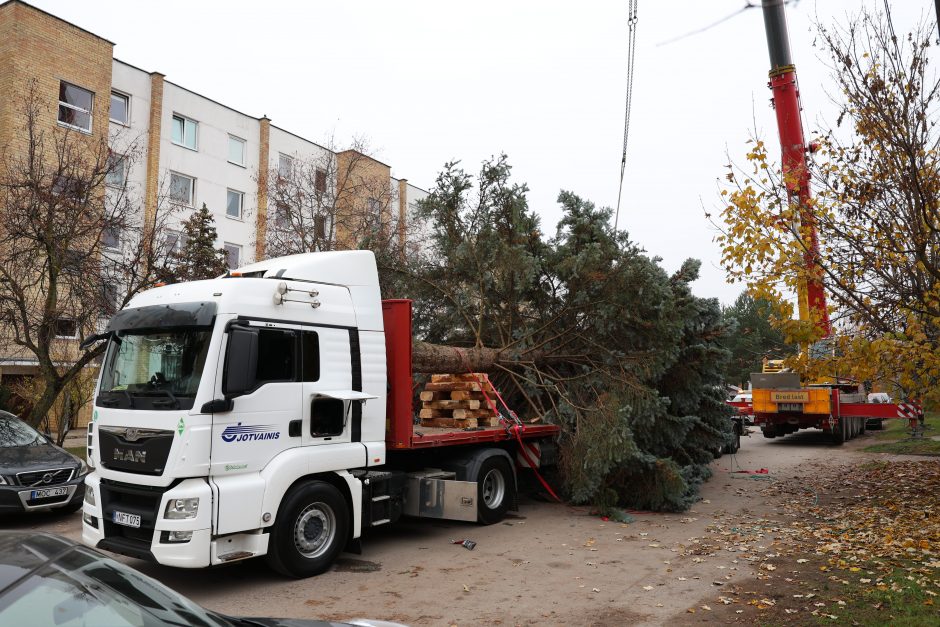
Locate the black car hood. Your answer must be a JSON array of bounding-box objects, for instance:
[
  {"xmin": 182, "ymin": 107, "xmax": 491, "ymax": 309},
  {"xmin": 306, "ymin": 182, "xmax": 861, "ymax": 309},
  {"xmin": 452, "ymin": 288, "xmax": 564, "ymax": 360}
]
[{"xmin": 0, "ymin": 441, "xmax": 79, "ymax": 475}]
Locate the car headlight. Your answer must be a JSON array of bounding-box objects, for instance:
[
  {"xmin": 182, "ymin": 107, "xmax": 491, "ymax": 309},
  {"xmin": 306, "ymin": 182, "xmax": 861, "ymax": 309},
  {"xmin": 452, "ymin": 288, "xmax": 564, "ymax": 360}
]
[
  {"xmin": 164, "ymin": 498, "xmax": 199, "ymax": 520},
  {"xmin": 0, "ymin": 476, "xmax": 7, "ymax": 485},
  {"xmin": 78, "ymin": 459, "xmax": 89, "ymax": 477},
  {"xmin": 84, "ymin": 487, "xmax": 95, "ymax": 506}
]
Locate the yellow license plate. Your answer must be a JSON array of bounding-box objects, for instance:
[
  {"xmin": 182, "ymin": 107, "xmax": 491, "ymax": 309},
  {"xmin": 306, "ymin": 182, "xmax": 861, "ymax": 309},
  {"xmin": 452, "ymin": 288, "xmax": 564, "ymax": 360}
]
[{"xmin": 770, "ymin": 391, "xmax": 809, "ymax": 403}]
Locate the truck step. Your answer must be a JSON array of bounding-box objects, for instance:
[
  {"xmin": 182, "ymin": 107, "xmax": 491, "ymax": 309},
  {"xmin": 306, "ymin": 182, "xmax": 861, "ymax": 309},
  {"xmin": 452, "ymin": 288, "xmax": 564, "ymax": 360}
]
[
  {"xmin": 372, "ymin": 495, "xmax": 390, "ymax": 502},
  {"xmin": 217, "ymin": 551, "xmax": 254, "ymax": 562},
  {"xmin": 370, "ymin": 518, "xmax": 391, "ymax": 526}
]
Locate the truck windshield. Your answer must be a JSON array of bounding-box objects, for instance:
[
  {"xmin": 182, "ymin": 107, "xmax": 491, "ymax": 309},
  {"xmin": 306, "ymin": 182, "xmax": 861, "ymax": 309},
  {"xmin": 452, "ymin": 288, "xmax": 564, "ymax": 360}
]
[{"xmin": 97, "ymin": 329, "xmax": 211, "ymax": 411}]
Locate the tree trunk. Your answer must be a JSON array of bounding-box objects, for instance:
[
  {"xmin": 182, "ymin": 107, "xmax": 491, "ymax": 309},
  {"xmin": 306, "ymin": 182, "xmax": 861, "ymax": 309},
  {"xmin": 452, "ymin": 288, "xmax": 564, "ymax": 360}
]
[{"xmin": 412, "ymin": 341, "xmax": 508, "ymax": 374}]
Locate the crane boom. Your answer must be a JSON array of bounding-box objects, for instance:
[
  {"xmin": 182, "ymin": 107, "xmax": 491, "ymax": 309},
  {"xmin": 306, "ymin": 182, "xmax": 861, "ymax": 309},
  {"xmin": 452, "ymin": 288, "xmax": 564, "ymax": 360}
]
[{"xmin": 761, "ymin": 0, "xmax": 831, "ymax": 337}]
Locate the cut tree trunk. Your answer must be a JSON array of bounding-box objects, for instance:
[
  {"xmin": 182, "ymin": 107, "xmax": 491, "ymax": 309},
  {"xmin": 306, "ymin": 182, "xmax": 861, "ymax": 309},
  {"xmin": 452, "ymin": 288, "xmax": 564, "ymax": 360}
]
[{"xmin": 412, "ymin": 341, "xmax": 508, "ymax": 374}]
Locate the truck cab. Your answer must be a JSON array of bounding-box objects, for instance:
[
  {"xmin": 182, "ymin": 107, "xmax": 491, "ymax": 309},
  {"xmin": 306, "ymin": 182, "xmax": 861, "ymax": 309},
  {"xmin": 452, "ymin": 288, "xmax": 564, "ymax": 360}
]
[{"xmin": 82, "ymin": 251, "xmax": 397, "ymax": 576}]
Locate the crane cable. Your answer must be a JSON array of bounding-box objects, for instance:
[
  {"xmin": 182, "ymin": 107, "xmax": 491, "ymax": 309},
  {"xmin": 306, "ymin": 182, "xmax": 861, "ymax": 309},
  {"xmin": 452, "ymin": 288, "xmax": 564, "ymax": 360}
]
[{"xmin": 614, "ymin": 0, "xmax": 639, "ymax": 231}]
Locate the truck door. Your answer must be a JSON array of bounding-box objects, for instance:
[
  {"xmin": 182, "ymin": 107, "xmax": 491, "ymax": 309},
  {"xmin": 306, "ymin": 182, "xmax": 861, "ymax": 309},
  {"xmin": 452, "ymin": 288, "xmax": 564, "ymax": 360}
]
[
  {"xmin": 210, "ymin": 324, "xmax": 302, "ymax": 474},
  {"xmin": 300, "ymin": 327, "xmax": 354, "ymax": 447}
]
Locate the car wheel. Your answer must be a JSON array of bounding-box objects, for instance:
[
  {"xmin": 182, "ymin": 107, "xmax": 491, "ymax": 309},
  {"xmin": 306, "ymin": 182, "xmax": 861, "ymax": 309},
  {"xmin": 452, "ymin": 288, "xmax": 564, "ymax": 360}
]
[
  {"xmin": 477, "ymin": 457, "xmax": 514, "ymax": 525},
  {"xmin": 266, "ymin": 481, "xmax": 348, "ymax": 578}
]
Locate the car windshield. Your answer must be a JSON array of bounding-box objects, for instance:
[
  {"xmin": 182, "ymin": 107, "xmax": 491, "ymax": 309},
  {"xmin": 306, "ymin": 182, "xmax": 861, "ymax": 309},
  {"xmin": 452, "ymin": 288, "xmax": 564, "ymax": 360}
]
[
  {"xmin": 0, "ymin": 414, "xmax": 45, "ymax": 448},
  {"xmin": 98, "ymin": 328, "xmax": 211, "ymax": 410},
  {"xmin": 0, "ymin": 546, "xmax": 234, "ymax": 627}
]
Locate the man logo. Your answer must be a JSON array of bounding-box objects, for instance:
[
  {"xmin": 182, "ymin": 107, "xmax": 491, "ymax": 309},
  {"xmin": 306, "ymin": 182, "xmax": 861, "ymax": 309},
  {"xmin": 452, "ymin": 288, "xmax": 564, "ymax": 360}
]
[
  {"xmin": 113, "ymin": 448, "xmax": 147, "ymax": 464},
  {"xmin": 124, "ymin": 428, "xmax": 140, "ymax": 442}
]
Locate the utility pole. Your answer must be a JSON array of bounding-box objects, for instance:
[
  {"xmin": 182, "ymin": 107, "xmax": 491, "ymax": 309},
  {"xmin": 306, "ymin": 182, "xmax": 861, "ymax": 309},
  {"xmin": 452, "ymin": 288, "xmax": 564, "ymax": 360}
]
[{"xmin": 760, "ymin": 0, "xmax": 831, "ymax": 337}]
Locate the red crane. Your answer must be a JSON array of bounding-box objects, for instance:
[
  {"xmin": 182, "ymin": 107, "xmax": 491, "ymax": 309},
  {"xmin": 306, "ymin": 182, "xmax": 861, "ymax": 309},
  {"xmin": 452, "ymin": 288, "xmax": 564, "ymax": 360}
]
[{"xmin": 761, "ymin": 0, "xmax": 831, "ymax": 337}]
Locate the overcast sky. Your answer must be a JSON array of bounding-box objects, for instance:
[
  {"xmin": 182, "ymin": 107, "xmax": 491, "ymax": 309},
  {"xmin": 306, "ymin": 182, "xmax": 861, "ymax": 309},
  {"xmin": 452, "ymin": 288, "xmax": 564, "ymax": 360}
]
[{"xmin": 30, "ymin": 0, "xmax": 931, "ymax": 304}]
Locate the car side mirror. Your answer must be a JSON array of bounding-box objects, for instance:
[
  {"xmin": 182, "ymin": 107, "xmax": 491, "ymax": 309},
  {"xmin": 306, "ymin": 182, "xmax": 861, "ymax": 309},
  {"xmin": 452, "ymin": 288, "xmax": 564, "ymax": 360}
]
[{"xmin": 223, "ymin": 326, "xmax": 258, "ymax": 397}]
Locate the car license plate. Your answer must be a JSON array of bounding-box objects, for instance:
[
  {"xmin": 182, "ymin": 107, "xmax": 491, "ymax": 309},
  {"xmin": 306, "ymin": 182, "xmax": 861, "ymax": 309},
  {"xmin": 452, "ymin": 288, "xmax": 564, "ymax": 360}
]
[
  {"xmin": 29, "ymin": 487, "xmax": 68, "ymax": 500},
  {"xmin": 112, "ymin": 511, "xmax": 141, "ymax": 528},
  {"xmin": 779, "ymin": 403, "xmax": 803, "ymax": 412}
]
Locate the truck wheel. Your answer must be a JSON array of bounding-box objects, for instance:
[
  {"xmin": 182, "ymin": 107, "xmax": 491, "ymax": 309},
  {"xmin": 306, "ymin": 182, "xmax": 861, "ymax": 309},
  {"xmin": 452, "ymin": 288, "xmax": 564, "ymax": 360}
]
[
  {"xmin": 477, "ymin": 457, "xmax": 514, "ymax": 525},
  {"xmin": 266, "ymin": 481, "xmax": 349, "ymax": 578},
  {"xmin": 762, "ymin": 425, "xmax": 776, "ymax": 439},
  {"xmin": 832, "ymin": 419, "xmax": 846, "ymax": 445}
]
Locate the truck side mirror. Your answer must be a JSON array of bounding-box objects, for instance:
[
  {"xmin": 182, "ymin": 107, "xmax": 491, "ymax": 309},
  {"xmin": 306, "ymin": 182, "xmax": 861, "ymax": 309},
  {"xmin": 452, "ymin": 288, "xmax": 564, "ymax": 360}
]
[{"xmin": 223, "ymin": 326, "xmax": 259, "ymax": 396}]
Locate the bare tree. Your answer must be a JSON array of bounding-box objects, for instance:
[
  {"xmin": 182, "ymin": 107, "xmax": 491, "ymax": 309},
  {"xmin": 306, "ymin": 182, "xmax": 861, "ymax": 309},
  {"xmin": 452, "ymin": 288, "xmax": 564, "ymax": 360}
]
[
  {"xmin": 259, "ymin": 136, "xmax": 406, "ymax": 258},
  {"xmin": 0, "ymin": 81, "xmax": 178, "ymax": 427}
]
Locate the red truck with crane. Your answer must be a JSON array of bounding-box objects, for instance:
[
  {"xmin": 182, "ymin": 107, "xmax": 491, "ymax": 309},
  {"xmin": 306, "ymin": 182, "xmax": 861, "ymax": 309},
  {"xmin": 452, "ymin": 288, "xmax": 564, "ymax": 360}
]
[{"xmin": 746, "ymin": 0, "xmax": 924, "ymax": 443}]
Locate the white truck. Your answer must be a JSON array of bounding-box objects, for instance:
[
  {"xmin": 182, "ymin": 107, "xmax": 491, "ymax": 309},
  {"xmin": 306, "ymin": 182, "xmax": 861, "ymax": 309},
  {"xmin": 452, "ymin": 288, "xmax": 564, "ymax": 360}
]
[{"xmin": 80, "ymin": 251, "xmax": 558, "ymax": 577}]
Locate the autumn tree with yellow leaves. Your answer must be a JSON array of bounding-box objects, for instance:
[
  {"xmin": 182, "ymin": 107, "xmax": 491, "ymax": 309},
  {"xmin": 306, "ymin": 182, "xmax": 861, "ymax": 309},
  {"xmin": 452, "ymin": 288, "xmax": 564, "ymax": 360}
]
[{"xmin": 718, "ymin": 9, "xmax": 940, "ymax": 403}]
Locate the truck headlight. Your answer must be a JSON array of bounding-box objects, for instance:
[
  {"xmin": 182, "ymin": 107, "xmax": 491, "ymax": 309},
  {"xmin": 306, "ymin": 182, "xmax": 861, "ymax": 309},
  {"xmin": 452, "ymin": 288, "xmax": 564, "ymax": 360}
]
[
  {"xmin": 164, "ymin": 498, "xmax": 199, "ymax": 520},
  {"xmin": 84, "ymin": 487, "xmax": 95, "ymax": 506}
]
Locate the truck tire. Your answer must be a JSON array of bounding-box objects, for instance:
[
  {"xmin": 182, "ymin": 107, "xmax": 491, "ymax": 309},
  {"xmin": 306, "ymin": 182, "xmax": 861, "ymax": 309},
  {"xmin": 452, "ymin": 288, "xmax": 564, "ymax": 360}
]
[
  {"xmin": 832, "ymin": 418, "xmax": 846, "ymax": 445},
  {"xmin": 762, "ymin": 425, "xmax": 777, "ymax": 439},
  {"xmin": 266, "ymin": 481, "xmax": 349, "ymax": 578},
  {"xmin": 477, "ymin": 457, "xmax": 514, "ymax": 525}
]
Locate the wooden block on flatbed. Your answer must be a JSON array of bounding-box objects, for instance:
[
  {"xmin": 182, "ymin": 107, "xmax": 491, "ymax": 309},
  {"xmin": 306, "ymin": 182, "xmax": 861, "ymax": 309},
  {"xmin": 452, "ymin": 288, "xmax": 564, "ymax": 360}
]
[
  {"xmin": 423, "ymin": 381, "xmax": 482, "ymax": 392},
  {"xmin": 419, "ymin": 391, "xmax": 448, "ymax": 402},
  {"xmin": 424, "ymin": 399, "xmax": 481, "ymax": 410},
  {"xmin": 430, "ymin": 373, "xmax": 487, "ymax": 383},
  {"xmin": 449, "ymin": 390, "xmax": 485, "ymax": 401},
  {"xmin": 420, "ymin": 417, "xmax": 478, "ymax": 429}
]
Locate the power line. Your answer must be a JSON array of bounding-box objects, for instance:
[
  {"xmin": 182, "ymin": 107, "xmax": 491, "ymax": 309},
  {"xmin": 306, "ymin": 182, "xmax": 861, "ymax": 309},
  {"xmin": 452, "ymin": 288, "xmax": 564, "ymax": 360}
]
[{"xmin": 614, "ymin": 0, "xmax": 638, "ymax": 231}]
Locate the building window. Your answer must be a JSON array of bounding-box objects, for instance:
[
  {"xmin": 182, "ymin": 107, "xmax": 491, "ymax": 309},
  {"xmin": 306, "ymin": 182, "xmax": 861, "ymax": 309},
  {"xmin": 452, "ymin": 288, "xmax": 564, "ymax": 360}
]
[
  {"xmin": 314, "ymin": 215, "xmax": 326, "ymax": 239},
  {"xmin": 110, "ymin": 92, "xmax": 129, "ymax": 125},
  {"xmin": 58, "ymin": 81, "xmax": 94, "ymax": 132},
  {"xmin": 54, "ymin": 319, "xmax": 77, "ymax": 339},
  {"xmin": 368, "ymin": 197, "xmax": 383, "ymax": 217},
  {"xmin": 274, "ymin": 202, "xmax": 290, "ymax": 228},
  {"xmin": 171, "ymin": 114, "xmax": 198, "ymax": 150},
  {"xmin": 226, "ymin": 189, "xmax": 244, "ymax": 219},
  {"xmin": 315, "ymin": 169, "xmax": 327, "ymax": 194},
  {"xmin": 52, "ymin": 176, "xmax": 88, "ymax": 199},
  {"xmin": 166, "ymin": 229, "xmax": 189, "ymax": 254},
  {"xmin": 228, "ymin": 135, "xmax": 246, "ymax": 166},
  {"xmin": 102, "ymin": 224, "xmax": 121, "ymax": 250},
  {"xmin": 169, "ymin": 172, "xmax": 195, "ymax": 206},
  {"xmin": 278, "ymin": 154, "xmax": 293, "ymax": 179},
  {"xmin": 106, "ymin": 154, "xmax": 127, "ymax": 188},
  {"xmin": 223, "ymin": 243, "xmax": 241, "ymax": 269}
]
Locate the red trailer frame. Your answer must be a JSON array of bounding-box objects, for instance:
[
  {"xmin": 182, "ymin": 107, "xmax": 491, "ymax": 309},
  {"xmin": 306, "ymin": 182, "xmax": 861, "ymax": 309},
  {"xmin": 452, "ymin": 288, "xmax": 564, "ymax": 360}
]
[{"xmin": 382, "ymin": 299, "xmax": 559, "ymax": 450}]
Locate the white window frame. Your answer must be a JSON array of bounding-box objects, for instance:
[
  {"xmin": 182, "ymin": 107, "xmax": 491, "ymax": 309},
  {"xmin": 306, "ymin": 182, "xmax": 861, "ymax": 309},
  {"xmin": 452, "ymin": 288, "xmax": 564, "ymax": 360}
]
[
  {"xmin": 223, "ymin": 242, "xmax": 242, "ymax": 270},
  {"xmin": 169, "ymin": 172, "xmax": 195, "ymax": 207},
  {"xmin": 105, "ymin": 153, "xmax": 127, "ymax": 188},
  {"xmin": 54, "ymin": 318, "xmax": 78, "ymax": 339},
  {"xmin": 278, "ymin": 153, "xmax": 294, "ymax": 179},
  {"xmin": 109, "ymin": 91, "xmax": 130, "ymax": 126},
  {"xmin": 226, "ymin": 189, "xmax": 244, "ymax": 220},
  {"xmin": 166, "ymin": 229, "xmax": 188, "ymax": 254},
  {"xmin": 228, "ymin": 135, "xmax": 246, "ymax": 167},
  {"xmin": 102, "ymin": 224, "xmax": 121, "ymax": 251},
  {"xmin": 171, "ymin": 114, "xmax": 198, "ymax": 150},
  {"xmin": 57, "ymin": 81, "xmax": 94, "ymax": 133}
]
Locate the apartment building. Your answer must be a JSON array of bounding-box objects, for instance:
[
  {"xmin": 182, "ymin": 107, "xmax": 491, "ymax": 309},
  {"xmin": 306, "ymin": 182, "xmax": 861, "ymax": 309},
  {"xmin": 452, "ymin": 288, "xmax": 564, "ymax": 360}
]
[{"xmin": 0, "ymin": 0, "xmax": 428, "ymax": 425}]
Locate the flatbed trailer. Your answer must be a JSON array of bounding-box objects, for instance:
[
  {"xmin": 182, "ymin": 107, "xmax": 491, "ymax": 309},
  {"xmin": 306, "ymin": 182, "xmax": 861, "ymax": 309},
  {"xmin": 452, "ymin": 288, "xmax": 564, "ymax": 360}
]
[{"xmin": 383, "ymin": 299, "xmax": 559, "ymax": 451}]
